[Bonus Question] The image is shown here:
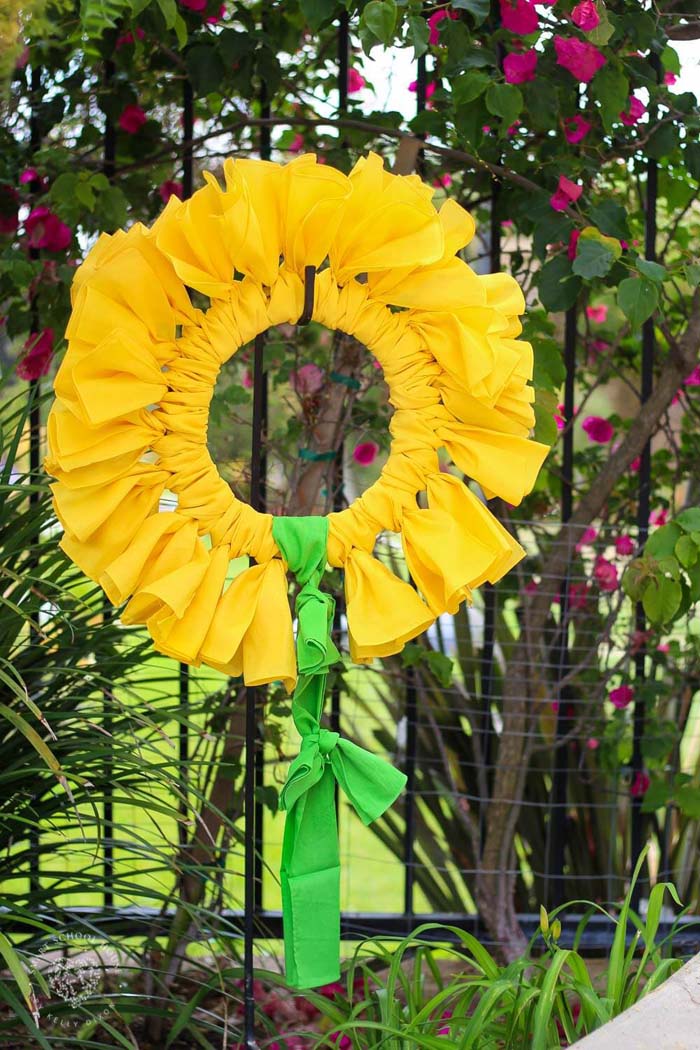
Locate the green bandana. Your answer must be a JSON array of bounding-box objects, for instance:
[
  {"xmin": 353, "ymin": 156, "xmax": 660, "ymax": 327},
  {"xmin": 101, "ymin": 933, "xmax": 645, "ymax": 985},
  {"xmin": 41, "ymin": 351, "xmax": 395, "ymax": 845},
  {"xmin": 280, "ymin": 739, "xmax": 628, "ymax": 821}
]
[{"xmin": 271, "ymin": 516, "xmax": 407, "ymax": 988}]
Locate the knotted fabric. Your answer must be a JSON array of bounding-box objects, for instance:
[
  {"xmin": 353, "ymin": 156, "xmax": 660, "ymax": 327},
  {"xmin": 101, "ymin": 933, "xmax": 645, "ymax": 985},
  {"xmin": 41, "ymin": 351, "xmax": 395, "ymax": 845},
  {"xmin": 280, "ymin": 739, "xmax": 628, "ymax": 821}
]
[{"xmin": 272, "ymin": 515, "xmax": 407, "ymax": 987}]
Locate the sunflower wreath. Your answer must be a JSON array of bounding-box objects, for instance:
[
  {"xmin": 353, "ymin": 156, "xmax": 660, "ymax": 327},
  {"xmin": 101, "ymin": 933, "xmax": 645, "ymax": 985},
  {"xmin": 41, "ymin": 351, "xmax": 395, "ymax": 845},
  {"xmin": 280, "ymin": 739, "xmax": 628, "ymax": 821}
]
[{"xmin": 46, "ymin": 151, "xmax": 549, "ymax": 988}]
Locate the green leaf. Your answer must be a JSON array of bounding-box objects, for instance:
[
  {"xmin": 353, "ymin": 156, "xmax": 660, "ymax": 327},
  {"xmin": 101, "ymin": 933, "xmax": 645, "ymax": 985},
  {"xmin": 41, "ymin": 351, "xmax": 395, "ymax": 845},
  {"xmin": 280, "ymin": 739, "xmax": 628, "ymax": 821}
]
[
  {"xmin": 533, "ymin": 339, "xmax": 566, "ymax": 392},
  {"xmin": 407, "ymin": 14, "xmax": 429, "ymax": 59},
  {"xmin": 299, "ymin": 0, "xmax": 337, "ymax": 31},
  {"xmin": 451, "ymin": 70, "xmax": 491, "ymax": 105},
  {"xmin": 675, "ymin": 534, "xmax": 698, "ymax": 569},
  {"xmin": 534, "ymin": 389, "xmax": 559, "ymax": 445},
  {"xmin": 592, "ymin": 64, "xmax": 629, "ymax": 132},
  {"xmin": 426, "ymin": 650, "xmax": 454, "ymax": 687},
  {"xmin": 646, "ymin": 123, "xmax": 680, "ymax": 161},
  {"xmin": 617, "ymin": 276, "xmax": 658, "ymax": 327},
  {"xmin": 676, "ymin": 784, "xmax": 700, "ymax": 819},
  {"xmin": 451, "ymin": 0, "xmax": 490, "ymax": 24},
  {"xmin": 661, "ymin": 44, "xmax": 681, "ymax": 76},
  {"xmin": 685, "ymin": 264, "xmax": 700, "ymax": 288},
  {"xmin": 587, "ymin": 7, "xmax": 615, "ymax": 45},
  {"xmin": 523, "ymin": 78, "xmax": 559, "ymax": 131},
  {"xmin": 677, "ymin": 508, "xmax": 700, "ymax": 532},
  {"xmin": 636, "ymin": 259, "xmax": 666, "ymax": 283},
  {"xmin": 186, "ymin": 44, "xmax": 226, "ymax": 96},
  {"xmin": 572, "ymin": 237, "xmax": 616, "ymax": 279},
  {"xmin": 643, "ymin": 575, "xmax": 682, "ymax": 624},
  {"xmin": 485, "ymin": 82, "xmax": 523, "ymax": 127},
  {"xmin": 588, "ymin": 200, "xmax": 629, "ymax": 240},
  {"xmin": 156, "ymin": 0, "xmax": 176, "ymax": 29},
  {"xmin": 538, "ymin": 254, "xmax": 582, "ymax": 312},
  {"xmin": 685, "ymin": 142, "xmax": 700, "ymax": 183},
  {"xmin": 646, "ymin": 524, "xmax": 682, "ymax": 557},
  {"xmin": 362, "ymin": 0, "xmax": 397, "ymax": 45}
]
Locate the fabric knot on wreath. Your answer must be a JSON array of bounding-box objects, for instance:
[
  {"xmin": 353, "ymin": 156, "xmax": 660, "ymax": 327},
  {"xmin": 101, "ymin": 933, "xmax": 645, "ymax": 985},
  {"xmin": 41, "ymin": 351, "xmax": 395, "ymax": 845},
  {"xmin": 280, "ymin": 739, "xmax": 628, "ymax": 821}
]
[{"xmin": 46, "ymin": 151, "xmax": 550, "ymax": 988}]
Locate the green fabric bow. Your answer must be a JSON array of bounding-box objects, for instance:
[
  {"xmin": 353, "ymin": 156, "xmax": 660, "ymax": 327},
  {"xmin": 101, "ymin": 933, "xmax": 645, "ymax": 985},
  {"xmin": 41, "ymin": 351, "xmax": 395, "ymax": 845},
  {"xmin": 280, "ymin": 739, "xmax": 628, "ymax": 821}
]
[{"xmin": 272, "ymin": 516, "xmax": 407, "ymax": 989}]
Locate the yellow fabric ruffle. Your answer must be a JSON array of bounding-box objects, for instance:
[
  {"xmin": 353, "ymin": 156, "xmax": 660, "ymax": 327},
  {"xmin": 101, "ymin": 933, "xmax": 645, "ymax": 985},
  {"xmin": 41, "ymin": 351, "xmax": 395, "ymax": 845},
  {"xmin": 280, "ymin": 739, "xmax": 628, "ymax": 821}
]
[{"xmin": 46, "ymin": 152, "xmax": 549, "ymax": 688}]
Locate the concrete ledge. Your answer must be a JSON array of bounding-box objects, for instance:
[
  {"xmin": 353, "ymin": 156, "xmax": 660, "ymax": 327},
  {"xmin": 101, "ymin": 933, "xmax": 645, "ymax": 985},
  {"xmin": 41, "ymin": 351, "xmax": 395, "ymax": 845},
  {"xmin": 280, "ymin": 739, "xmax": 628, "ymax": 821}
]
[{"xmin": 576, "ymin": 953, "xmax": 700, "ymax": 1049}]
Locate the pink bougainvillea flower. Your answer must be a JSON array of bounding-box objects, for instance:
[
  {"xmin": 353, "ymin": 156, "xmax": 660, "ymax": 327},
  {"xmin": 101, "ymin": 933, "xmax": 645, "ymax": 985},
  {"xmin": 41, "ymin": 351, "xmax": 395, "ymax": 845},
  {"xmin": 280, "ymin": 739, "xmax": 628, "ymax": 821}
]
[
  {"xmin": 564, "ymin": 114, "xmax": 592, "ymax": 143},
  {"xmin": 433, "ymin": 173, "xmax": 452, "ymax": 188},
  {"xmin": 353, "ymin": 440, "xmax": 379, "ymax": 466},
  {"xmin": 180, "ymin": 0, "xmax": 207, "ymax": 9},
  {"xmin": 288, "ymin": 133, "xmax": 304, "ymax": 153},
  {"xmin": 664, "ymin": 71, "xmax": 677, "ymax": 86},
  {"xmin": 502, "ymin": 218, "xmax": 514, "ymax": 227},
  {"xmin": 620, "ymin": 94, "xmax": 647, "ymax": 125},
  {"xmin": 24, "ymin": 206, "xmax": 71, "ymax": 251},
  {"xmin": 329, "ymin": 1033, "xmax": 352, "ymax": 1049},
  {"xmin": 159, "ymin": 179, "xmax": 183, "ymax": 203},
  {"xmin": 408, "ymin": 79, "xmax": 437, "ymax": 99},
  {"xmin": 582, "ymin": 415, "xmax": 614, "ymax": 443},
  {"xmin": 119, "ymin": 103, "xmax": 147, "ymax": 134},
  {"xmin": 567, "ymin": 228, "xmax": 581, "ymax": 260},
  {"xmin": 586, "ymin": 737, "xmax": 599, "ymax": 750},
  {"xmin": 594, "ymin": 555, "xmax": 618, "ymax": 591},
  {"xmin": 241, "ymin": 369, "xmax": 253, "ymax": 389},
  {"xmin": 507, "ymin": 120, "xmax": 521, "ymax": 136},
  {"xmin": 550, "ymin": 175, "xmax": 583, "ymax": 212},
  {"xmin": 576, "ymin": 526, "xmax": 598, "ymax": 552},
  {"xmin": 615, "ymin": 534, "xmax": 635, "ymax": 556},
  {"xmin": 554, "ymin": 36, "xmax": 606, "ymax": 82},
  {"xmin": 19, "ymin": 167, "xmax": 47, "ymax": 188},
  {"xmin": 684, "ymin": 365, "xmax": 700, "ymax": 386},
  {"xmin": 116, "ymin": 27, "xmax": 145, "ymax": 48},
  {"xmin": 0, "ymin": 184, "xmax": 19, "ymax": 235},
  {"xmin": 554, "ymin": 403, "xmax": 566, "ymax": 430},
  {"xmin": 630, "ymin": 770, "xmax": 650, "ymax": 797},
  {"xmin": 649, "ymin": 507, "xmax": 668, "ymax": 527},
  {"xmin": 609, "ymin": 684, "xmax": 634, "ymax": 709},
  {"xmin": 586, "ymin": 303, "xmax": 608, "ymax": 323},
  {"xmin": 291, "ymin": 362, "xmax": 324, "ymax": 396},
  {"xmin": 571, "ymin": 0, "xmax": 600, "ymax": 31},
  {"xmin": 525, "ymin": 578, "xmax": 539, "ymax": 595},
  {"xmin": 504, "ymin": 49, "xmax": 538, "ymax": 83},
  {"xmin": 568, "ymin": 580, "xmax": 591, "ymax": 611},
  {"xmin": 206, "ymin": 4, "xmax": 226, "ymax": 22},
  {"xmin": 427, "ymin": 9, "xmax": 457, "ymax": 45},
  {"xmin": 500, "ymin": 0, "xmax": 539, "ymax": 35},
  {"xmin": 630, "ymin": 456, "xmax": 641, "ymax": 472},
  {"xmin": 16, "ymin": 327, "xmax": 54, "ymax": 381},
  {"xmin": 657, "ymin": 641, "xmax": 670, "ymax": 653},
  {"xmin": 347, "ymin": 67, "xmax": 365, "ymax": 93}
]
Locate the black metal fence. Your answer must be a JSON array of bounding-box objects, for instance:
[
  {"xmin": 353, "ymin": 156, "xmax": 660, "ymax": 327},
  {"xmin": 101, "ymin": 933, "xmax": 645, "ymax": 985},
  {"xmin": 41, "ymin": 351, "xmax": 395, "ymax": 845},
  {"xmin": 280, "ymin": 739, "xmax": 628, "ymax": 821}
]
[{"xmin": 17, "ymin": 10, "xmax": 689, "ymax": 1049}]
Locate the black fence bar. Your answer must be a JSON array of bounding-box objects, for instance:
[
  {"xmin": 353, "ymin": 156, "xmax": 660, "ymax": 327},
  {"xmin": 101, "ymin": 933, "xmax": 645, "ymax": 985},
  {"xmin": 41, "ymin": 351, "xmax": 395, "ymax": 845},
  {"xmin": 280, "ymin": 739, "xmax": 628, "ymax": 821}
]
[
  {"xmin": 631, "ymin": 56, "xmax": 659, "ymax": 901},
  {"xmin": 102, "ymin": 59, "xmax": 116, "ymax": 905},
  {"xmin": 245, "ymin": 327, "xmax": 267, "ymax": 1048},
  {"xmin": 28, "ymin": 62, "xmax": 43, "ymax": 898},
  {"xmin": 479, "ymin": 165, "xmax": 503, "ymax": 836},
  {"xmin": 546, "ymin": 305, "xmax": 577, "ymax": 907},
  {"xmin": 16, "ymin": 905, "xmax": 700, "ymax": 958},
  {"xmin": 331, "ymin": 9, "xmax": 349, "ymax": 742},
  {"xmin": 178, "ymin": 78, "xmax": 195, "ymax": 851},
  {"xmin": 252, "ymin": 72, "xmax": 271, "ymax": 925},
  {"xmin": 403, "ymin": 44, "xmax": 429, "ymax": 926}
]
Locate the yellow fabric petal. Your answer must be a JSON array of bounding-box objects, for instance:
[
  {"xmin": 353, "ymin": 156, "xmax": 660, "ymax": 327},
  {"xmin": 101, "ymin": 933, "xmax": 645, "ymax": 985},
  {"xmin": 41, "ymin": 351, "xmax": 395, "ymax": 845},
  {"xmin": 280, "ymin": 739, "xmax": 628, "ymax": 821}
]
[
  {"xmin": 344, "ymin": 548, "xmax": 434, "ymax": 663},
  {"xmin": 149, "ymin": 544, "xmax": 232, "ymax": 664},
  {"xmin": 330, "ymin": 152, "xmax": 444, "ymax": 283},
  {"xmin": 154, "ymin": 187, "xmax": 234, "ymax": 298},
  {"xmin": 71, "ymin": 330, "xmax": 166, "ymax": 426},
  {"xmin": 283, "ymin": 155, "xmax": 352, "ymax": 273},
  {"xmin": 438, "ymin": 423, "xmax": 550, "ymax": 506},
  {"xmin": 200, "ymin": 559, "xmax": 296, "ymax": 691},
  {"xmin": 100, "ymin": 513, "xmax": 194, "ymax": 605},
  {"xmin": 425, "ymin": 473, "xmax": 524, "ymax": 587}
]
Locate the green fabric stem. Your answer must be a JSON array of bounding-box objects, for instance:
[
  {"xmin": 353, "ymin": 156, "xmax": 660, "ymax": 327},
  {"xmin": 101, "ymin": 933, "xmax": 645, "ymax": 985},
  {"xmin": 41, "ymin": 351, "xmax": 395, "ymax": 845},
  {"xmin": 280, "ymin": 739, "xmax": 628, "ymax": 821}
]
[{"xmin": 271, "ymin": 515, "xmax": 407, "ymax": 989}]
